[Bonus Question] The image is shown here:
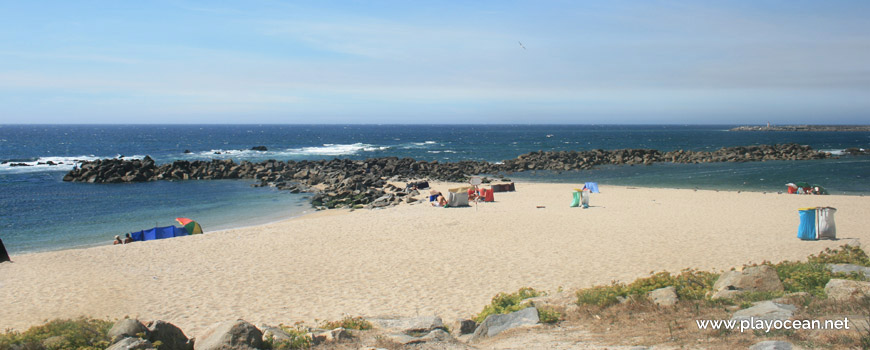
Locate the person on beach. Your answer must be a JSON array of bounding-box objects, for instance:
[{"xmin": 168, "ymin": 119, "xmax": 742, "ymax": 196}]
[
  {"xmin": 113, "ymin": 235, "xmax": 123, "ymax": 245},
  {"xmin": 429, "ymin": 190, "xmax": 448, "ymax": 207},
  {"xmin": 123, "ymin": 233, "xmax": 134, "ymax": 244}
]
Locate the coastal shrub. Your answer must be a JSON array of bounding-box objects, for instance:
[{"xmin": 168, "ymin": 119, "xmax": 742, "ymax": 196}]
[
  {"xmin": 536, "ymin": 306, "xmax": 562, "ymax": 324},
  {"xmin": 575, "ymin": 269, "xmax": 718, "ymax": 307},
  {"xmin": 271, "ymin": 322, "xmax": 312, "ymax": 350},
  {"xmin": 319, "ymin": 315, "xmax": 372, "ymax": 331},
  {"xmin": 473, "ymin": 287, "xmax": 544, "ymax": 323},
  {"xmin": 807, "ymin": 245, "xmax": 870, "ymax": 266},
  {"xmin": 0, "ymin": 317, "xmax": 113, "ymax": 350}
]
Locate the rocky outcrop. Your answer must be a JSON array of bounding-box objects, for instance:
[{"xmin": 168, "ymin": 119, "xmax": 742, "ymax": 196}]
[
  {"xmin": 828, "ymin": 264, "xmax": 870, "ymax": 279},
  {"xmin": 711, "ymin": 265, "xmax": 783, "ymax": 299},
  {"xmin": 107, "ymin": 337, "xmax": 156, "ymax": 350}
]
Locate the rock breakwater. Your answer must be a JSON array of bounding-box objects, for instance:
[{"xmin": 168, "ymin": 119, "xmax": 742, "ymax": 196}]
[{"xmin": 63, "ymin": 143, "xmax": 832, "ymax": 209}]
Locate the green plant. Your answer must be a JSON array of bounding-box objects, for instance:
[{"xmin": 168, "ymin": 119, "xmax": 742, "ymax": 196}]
[
  {"xmin": 576, "ymin": 283, "xmax": 626, "ymax": 307},
  {"xmin": 575, "ymin": 269, "xmax": 718, "ymax": 307},
  {"xmin": 0, "ymin": 317, "xmax": 113, "ymax": 350},
  {"xmin": 270, "ymin": 322, "xmax": 312, "ymax": 350},
  {"xmin": 807, "ymin": 245, "xmax": 870, "ymax": 266},
  {"xmin": 474, "ymin": 287, "xmax": 544, "ymax": 323},
  {"xmin": 537, "ymin": 307, "xmax": 562, "ymax": 324},
  {"xmin": 319, "ymin": 316, "xmax": 371, "ymax": 331}
]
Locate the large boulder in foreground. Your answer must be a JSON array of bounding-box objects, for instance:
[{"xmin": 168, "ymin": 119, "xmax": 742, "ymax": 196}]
[
  {"xmin": 368, "ymin": 315, "xmax": 444, "ymax": 334},
  {"xmin": 648, "ymin": 286, "xmax": 678, "ymax": 307},
  {"xmin": 107, "ymin": 337, "xmax": 155, "ymax": 350},
  {"xmin": 712, "ymin": 265, "xmax": 783, "ymax": 299},
  {"xmin": 194, "ymin": 319, "xmax": 263, "ymax": 350},
  {"xmin": 825, "ymin": 279, "xmax": 870, "ymax": 300},
  {"xmin": 472, "ymin": 307, "xmax": 539, "ymax": 340},
  {"xmin": 146, "ymin": 320, "xmax": 192, "ymax": 350},
  {"xmin": 108, "ymin": 319, "xmax": 150, "ymax": 344}
]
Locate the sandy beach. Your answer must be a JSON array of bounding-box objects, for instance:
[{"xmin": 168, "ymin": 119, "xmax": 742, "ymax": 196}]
[{"xmin": 1, "ymin": 182, "xmax": 868, "ymax": 337}]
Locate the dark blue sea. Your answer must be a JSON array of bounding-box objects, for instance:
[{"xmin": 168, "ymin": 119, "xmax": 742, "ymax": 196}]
[{"xmin": 1, "ymin": 124, "xmax": 868, "ymax": 254}]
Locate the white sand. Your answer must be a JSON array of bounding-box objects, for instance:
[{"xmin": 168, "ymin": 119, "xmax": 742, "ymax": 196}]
[{"xmin": 1, "ymin": 183, "xmax": 868, "ymax": 337}]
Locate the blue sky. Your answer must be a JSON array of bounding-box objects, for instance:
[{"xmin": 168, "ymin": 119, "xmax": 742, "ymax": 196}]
[{"xmin": 1, "ymin": 1, "xmax": 868, "ymax": 124}]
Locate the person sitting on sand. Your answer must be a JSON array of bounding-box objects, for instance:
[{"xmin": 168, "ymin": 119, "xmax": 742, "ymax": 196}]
[
  {"xmin": 429, "ymin": 190, "xmax": 448, "ymax": 207},
  {"xmin": 123, "ymin": 233, "xmax": 133, "ymax": 244},
  {"xmin": 113, "ymin": 235, "xmax": 123, "ymax": 245}
]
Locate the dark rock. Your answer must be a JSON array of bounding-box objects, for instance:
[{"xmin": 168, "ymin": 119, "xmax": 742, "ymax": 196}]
[
  {"xmin": 251, "ymin": 146, "xmax": 268, "ymax": 151},
  {"xmin": 146, "ymin": 320, "xmax": 192, "ymax": 350}
]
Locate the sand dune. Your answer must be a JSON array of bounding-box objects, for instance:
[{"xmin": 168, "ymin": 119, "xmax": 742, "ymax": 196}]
[{"xmin": 1, "ymin": 183, "xmax": 867, "ymax": 337}]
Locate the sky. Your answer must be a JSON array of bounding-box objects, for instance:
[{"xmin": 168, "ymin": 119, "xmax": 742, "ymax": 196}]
[{"xmin": 0, "ymin": 0, "xmax": 868, "ymax": 124}]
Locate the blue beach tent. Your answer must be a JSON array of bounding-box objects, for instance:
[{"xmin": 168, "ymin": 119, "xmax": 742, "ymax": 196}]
[
  {"xmin": 130, "ymin": 226, "xmax": 189, "ymax": 242},
  {"xmin": 797, "ymin": 208, "xmax": 817, "ymax": 240}
]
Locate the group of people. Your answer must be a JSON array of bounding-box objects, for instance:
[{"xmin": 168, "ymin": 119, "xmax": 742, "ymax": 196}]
[{"xmin": 113, "ymin": 233, "xmax": 134, "ymax": 245}]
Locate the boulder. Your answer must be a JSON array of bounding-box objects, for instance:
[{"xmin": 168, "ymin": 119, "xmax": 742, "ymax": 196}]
[
  {"xmin": 386, "ymin": 329, "xmax": 452, "ymax": 345},
  {"xmin": 107, "ymin": 337, "xmax": 156, "ymax": 350},
  {"xmin": 194, "ymin": 319, "xmax": 263, "ymax": 350},
  {"xmin": 731, "ymin": 301, "xmax": 796, "ymax": 322},
  {"xmin": 825, "ymin": 279, "xmax": 870, "ymax": 300},
  {"xmin": 450, "ymin": 319, "xmax": 478, "ymax": 336},
  {"xmin": 648, "ymin": 286, "xmax": 678, "ymax": 307},
  {"xmin": 368, "ymin": 315, "xmax": 444, "ymax": 334},
  {"xmin": 710, "ymin": 289, "xmax": 744, "ymax": 300},
  {"xmin": 251, "ymin": 146, "xmax": 268, "ymax": 151},
  {"xmin": 749, "ymin": 340, "xmax": 793, "ymax": 350},
  {"xmin": 828, "ymin": 264, "xmax": 870, "ymax": 279},
  {"xmin": 712, "ymin": 265, "xmax": 783, "ymax": 299},
  {"xmin": 108, "ymin": 319, "xmax": 150, "ymax": 343},
  {"xmin": 146, "ymin": 320, "xmax": 192, "ymax": 350},
  {"xmin": 471, "ymin": 307, "xmax": 539, "ymax": 340}
]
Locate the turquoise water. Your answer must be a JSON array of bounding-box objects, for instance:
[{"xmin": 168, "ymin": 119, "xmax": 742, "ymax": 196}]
[{"xmin": 1, "ymin": 124, "xmax": 868, "ymax": 254}]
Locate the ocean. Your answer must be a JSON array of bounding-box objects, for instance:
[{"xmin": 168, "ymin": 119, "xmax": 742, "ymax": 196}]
[{"xmin": 1, "ymin": 124, "xmax": 868, "ymax": 254}]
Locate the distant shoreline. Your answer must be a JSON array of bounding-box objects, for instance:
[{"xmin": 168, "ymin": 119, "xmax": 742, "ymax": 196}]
[{"xmin": 730, "ymin": 125, "xmax": 870, "ymax": 132}]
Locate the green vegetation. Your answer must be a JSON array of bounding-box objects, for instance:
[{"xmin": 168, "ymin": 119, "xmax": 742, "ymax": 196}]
[
  {"xmin": 576, "ymin": 269, "xmax": 718, "ymax": 307},
  {"xmin": 474, "ymin": 287, "xmax": 562, "ymax": 324},
  {"xmin": 268, "ymin": 322, "xmax": 312, "ymax": 350},
  {"xmin": 576, "ymin": 245, "xmax": 868, "ymax": 307},
  {"xmin": 319, "ymin": 315, "xmax": 372, "ymax": 331},
  {"xmin": 0, "ymin": 318, "xmax": 113, "ymax": 350}
]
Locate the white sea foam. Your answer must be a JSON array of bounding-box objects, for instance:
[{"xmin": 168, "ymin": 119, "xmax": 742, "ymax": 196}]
[
  {"xmin": 195, "ymin": 143, "xmax": 388, "ymax": 158},
  {"xmin": 820, "ymin": 149, "xmax": 846, "ymax": 156},
  {"xmin": 0, "ymin": 155, "xmax": 97, "ymax": 173}
]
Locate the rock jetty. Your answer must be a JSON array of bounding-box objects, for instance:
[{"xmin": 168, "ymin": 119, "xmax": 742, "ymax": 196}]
[
  {"xmin": 63, "ymin": 143, "xmax": 832, "ymax": 209},
  {"xmin": 731, "ymin": 125, "xmax": 870, "ymax": 132}
]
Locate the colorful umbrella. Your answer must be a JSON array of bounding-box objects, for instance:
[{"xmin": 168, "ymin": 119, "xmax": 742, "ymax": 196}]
[{"xmin": 175, "ymin": 217, "xmax": 203, "ymax": 235}]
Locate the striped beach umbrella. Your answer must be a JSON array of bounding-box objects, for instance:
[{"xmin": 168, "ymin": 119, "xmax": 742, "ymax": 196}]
[{"xmin": 175, "ymin": 217, "xmax": 203, "ymax": 235}]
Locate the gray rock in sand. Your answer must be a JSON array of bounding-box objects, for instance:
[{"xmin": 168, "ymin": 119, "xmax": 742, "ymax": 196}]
[
  {"xmin": 368, "ymin": 315, "xmax": 444, "ymax": 334},
  {"xmin": 471, "ymin": 307, "xmax": 539, "ymax": 340},
  {"xmin": 648, "ymin": 286, "xmax": 678, "ymax": 307},
  {"xmin": 713, "ymin": 265, "xmax": 784, "ymax": 295},
  {"xmin": 731, "ymin": 301, "xmax": 796, "ymax": 322},
  {"xmin": 108, "ymin": 319, "xmax": 150, "ymax": 344},
  {"xmin": 825, "ymin": 279, "xmax": 870, "ymax": 300},
  {"xmin": 828, "ymin": 264, "xmax": 870, "ymax": 279},
  {"xmin": 107, "ymin": 337, "xmax": 156, "ymax": 350}
]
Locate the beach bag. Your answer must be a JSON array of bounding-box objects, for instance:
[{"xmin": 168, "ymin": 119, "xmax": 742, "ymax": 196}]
[
  {"xmin": 817, "ymin": 207, "xmax": 837, "ymax": 239},
  {"xmin": 797, "ymin": 208, "xmax": 817, "ymax": 240}
]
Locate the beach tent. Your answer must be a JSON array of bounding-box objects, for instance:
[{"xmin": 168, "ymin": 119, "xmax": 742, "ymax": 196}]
[
  {"xmin": 130, "ymin": 226, "xmax": 189, "ymax": 242},
  {"xmin": 0, "ymin": 237, "xmax": 10, "ymax": 263}
]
